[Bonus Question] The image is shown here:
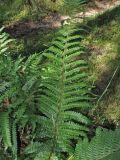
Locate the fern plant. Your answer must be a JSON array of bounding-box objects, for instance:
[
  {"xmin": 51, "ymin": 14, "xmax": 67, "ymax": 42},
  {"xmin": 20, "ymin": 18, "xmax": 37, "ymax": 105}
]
[
  {"xmin": 0, "ymin": 27, "xmax": 42, "ymax": 159},
  {"xmin": 74, "ymin": 127, "xmax": 120, "ymax": 160},
  {"xmin": 0, "ymin": 27, "xmax": 13, "ymax": 153},
  {"xmin": 24, "ymin": 24, "xmax": 92, "ymax": 160}
]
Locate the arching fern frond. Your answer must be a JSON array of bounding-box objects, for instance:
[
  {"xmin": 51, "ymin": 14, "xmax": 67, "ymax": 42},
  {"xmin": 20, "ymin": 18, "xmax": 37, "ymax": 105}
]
[
  {"xmin": 0, "ymin": 28, "xmax": 43, "ymax": 159},
  {"xmin": 75, "ymin": 128, "xmax": 120, "ymax": 160},
  {"xmin": 0, "ymin": 27, "xmax": 13, "ymax": 55},
  {"xmin": 32, "ymin": 24, "xmax": 92, "ymax": 158}
]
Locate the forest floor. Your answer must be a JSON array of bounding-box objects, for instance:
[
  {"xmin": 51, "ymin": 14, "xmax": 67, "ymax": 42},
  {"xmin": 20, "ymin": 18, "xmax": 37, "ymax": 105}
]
[{"xmin": 5, "ymin": 0, "xmax": 120, "ymax": 38}]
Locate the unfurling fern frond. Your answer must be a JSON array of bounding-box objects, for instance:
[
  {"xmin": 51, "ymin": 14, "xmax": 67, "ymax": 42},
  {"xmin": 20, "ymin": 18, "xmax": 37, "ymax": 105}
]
[
  {"xmin": 0, "ymin": 112, "xmax": 12, "ymax": 149},
  {"xmin": 75, "ymin": 128, "xmax": 120, "ymax": 160},
  {"xmin": 31, "ymin": 24, "xmax": 92, "ymax": 158}
]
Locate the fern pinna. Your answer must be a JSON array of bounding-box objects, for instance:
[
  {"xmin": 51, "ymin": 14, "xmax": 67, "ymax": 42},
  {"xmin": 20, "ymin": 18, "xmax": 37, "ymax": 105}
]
[{"xmin": 24, "ymin": 24, "xmax": 92, "ymax": 159}]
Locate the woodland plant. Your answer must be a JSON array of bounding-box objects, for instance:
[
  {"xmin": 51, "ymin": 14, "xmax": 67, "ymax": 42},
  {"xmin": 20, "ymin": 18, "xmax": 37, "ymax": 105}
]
[
  {"xmin": 0, "ymin": 22, "xmax": 120, "ymax": 160},
  {"xmin": 23, "ymin": 24, "xmax": 92, "ymax": 160},
  {"xmin": 0, "ymin": 27, "xmax": 42, "ymax": 159}
]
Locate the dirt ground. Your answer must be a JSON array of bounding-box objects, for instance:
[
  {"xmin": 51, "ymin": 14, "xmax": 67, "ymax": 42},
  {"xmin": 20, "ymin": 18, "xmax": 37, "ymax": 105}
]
[{"xmin": 5, "ymin": 0, "xmax": 120, "ymax": 38}]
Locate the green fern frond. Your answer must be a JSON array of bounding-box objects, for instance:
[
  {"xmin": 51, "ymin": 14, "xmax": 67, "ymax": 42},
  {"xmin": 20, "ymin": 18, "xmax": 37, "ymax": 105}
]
[
  {"xmin": 75, "ymin": 128, "xmax": 120, "ymax": 160},
  {"xmin": 36, "ymin": 24, "xmax": 92, "ymax": 158},
  {"xmin": 61, "ymin": 0, "xmax": 87, "ymax": 15},
  {"xmin": 0, "ymin": 27, "xmax": 13, "ymax": 55},
  {"xmin": 0, "ymin": 112, "xmax": 12, "ymax": 149}
]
